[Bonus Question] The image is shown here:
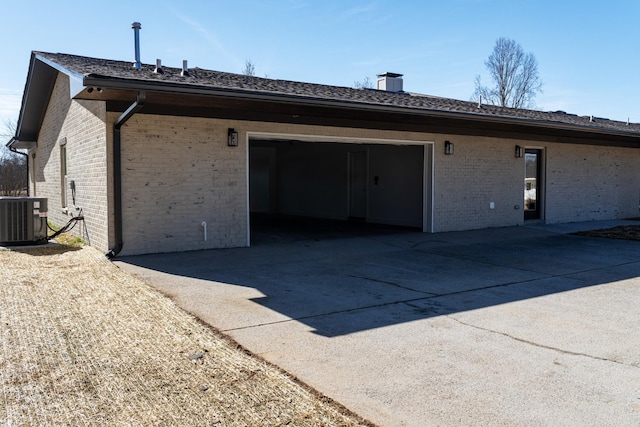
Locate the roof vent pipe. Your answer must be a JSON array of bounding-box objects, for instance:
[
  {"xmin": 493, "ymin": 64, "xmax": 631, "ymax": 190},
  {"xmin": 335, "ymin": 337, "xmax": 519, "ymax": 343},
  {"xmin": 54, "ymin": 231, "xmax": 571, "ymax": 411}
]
[
  {"xmin": 181, "ymin": 60, "xmax": 190, "ymax": 77},
  {"xmin": 132, "ymin": 22, "xmax": 142, "ymax": 68},
  {"xmin": 154, "ymin": 59, "xmax": 163, "ymax": 74}
]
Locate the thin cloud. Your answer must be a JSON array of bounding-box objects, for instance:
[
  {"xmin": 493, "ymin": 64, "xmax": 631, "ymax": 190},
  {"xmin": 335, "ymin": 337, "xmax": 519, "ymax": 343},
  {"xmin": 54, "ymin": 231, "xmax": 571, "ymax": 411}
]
[
  {"xmin": 286, "ymin": 0, "xmax": 312, "ymax": 11},
  {"xmin": 351, "ymin": 59, "xmax": 382, "ymax": 68},
  {"xmin": 0, "ymin": 88, "xmax": 22, "ymax": 123},
  {"xmin": 339, "ymin": 2, "xmax": 379, "ymax": 20},
  {"xmin": 173, "ymin": 12, "xmax": 240, "ymax": 68},
  {"xmin": 536, "ymin": 86, "xmax": 581, "ymax": 113}
]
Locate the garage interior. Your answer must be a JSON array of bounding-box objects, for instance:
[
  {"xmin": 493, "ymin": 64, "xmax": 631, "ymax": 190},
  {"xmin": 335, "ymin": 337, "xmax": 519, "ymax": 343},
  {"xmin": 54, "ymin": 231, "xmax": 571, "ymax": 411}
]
[{"xmin": 248, "ymin": 138, "xmax": 431, "ymax": 244}]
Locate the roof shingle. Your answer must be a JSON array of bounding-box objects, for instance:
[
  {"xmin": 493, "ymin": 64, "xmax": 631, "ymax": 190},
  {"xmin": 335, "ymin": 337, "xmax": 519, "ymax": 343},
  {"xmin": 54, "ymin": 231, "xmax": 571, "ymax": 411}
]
[{"xmin": 34, "ymin": 51, "xmax": 640, "ymax": 136}]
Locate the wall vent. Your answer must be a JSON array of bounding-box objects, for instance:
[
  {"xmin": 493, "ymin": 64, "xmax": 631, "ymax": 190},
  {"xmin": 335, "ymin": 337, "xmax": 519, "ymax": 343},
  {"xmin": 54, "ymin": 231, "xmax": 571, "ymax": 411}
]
[{"xmin": 0, "ymin": 197, "xmax": 48, "ymax": 245}]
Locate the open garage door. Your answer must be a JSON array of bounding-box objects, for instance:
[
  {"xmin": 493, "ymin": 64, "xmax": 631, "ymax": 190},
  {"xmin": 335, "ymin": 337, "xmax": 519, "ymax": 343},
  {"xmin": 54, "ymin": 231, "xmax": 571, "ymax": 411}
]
[{"xmin": 248, "ymin": 137, "xmax": 432, "ymax": 243}]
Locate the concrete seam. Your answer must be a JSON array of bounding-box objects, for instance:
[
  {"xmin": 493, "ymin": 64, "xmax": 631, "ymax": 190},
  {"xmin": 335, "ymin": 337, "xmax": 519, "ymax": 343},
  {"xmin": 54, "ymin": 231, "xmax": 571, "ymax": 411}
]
[
  {"xmin": 346, "ymin": 274, "xmax": 438, "ymax": 296},
  {"xmin": 447, "ymin": 315, "xmax": 638, "ymax": 368},
  {"xmin": 221, "ymin": 258, "xmax": 640, "ymax": 340}
]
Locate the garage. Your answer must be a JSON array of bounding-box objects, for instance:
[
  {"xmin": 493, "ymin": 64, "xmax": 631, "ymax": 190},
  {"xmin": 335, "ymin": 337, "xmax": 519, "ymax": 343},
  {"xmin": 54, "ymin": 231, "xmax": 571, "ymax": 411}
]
[{"xmin": 248, "ymin": 135, "xmax": 433, "ymax": 243}]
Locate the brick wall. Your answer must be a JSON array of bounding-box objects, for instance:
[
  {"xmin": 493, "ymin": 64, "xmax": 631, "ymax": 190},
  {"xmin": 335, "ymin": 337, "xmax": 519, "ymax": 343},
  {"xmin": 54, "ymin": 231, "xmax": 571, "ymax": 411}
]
[
  {"xmin": 31, "ymin": 74, "xmax": 109, "ymax": 250},
  {"xmin": 432, "ymin": 135, "xmax": 524, "ymax": 232},
  {"xmin": 29, "ymin": 79, "xmax": 640, "ymax": 254},
  {"xmin": 117, "ymin": 115, "xmax": 248, "ymax": 255},
  {"xmin": 545, "ymin": 143, "xmax": 640, "ymax": 223},
  {"xmin": 115, "ymin": 119, "xmax": 435, "ymax": 255},
  {"xmin": 115, "ymin": 117, "xmax": 640, "ymax": 253},
  {"xmin": 432, "ymin": 137, "xmax": 640, "ymax": 231}
]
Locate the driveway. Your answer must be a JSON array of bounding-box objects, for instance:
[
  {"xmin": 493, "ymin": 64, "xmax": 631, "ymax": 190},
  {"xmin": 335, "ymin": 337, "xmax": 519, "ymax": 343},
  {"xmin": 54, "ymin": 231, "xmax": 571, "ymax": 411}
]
[{"xmin": 117, "ymin": 220, "xmax": 640, "ymax": 426}]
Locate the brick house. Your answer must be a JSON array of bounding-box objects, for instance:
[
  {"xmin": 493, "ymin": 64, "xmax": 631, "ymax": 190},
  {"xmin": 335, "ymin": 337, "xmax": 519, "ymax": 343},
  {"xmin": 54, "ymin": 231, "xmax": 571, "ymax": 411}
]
[{"xmin": 7, "ymin": 51, "xmax": 640, "ymax": 256}]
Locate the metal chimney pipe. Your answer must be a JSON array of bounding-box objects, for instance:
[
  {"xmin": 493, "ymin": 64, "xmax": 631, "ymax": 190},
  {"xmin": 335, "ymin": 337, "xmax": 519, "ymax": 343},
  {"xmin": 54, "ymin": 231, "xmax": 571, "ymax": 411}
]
[
  {"xmin": 181, "ymin": 60, "xmax": 190, "ymax": 77},
  {"xmin": 154, "ymin": 58, "xmax": 163, "ymax": 74},
  {"xmin": 132, "ymin": 22, "xmax": 142, "ymax": 68}
]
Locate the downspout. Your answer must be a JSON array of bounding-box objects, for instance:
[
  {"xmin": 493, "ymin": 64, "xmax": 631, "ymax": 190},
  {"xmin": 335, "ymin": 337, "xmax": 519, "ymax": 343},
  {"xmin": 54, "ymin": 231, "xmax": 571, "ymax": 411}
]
[
  {"xmin": 105, "ymin": 91, "xmax": 146, "ymax": 259},
  {"xmin": 7, "ymin": 138, "xmax": 29, "ymax": 196}
]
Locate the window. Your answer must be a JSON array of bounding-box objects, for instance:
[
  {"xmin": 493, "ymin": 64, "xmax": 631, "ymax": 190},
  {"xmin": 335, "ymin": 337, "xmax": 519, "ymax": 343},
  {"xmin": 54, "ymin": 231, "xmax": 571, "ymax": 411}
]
[
  {"xmin": 31, "ymin": 153, "xmax": 37, "ymax": 195},
  {"xmin": 60, "ymin": 138, "xmax": 67, "ymax": 209}
]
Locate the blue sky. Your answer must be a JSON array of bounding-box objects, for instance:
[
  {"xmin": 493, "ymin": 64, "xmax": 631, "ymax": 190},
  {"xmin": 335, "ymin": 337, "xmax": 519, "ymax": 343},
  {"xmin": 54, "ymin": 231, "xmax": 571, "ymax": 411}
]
[{"xmin": 2, "ymin": 0, "xmax": 639, "ymax": 130}]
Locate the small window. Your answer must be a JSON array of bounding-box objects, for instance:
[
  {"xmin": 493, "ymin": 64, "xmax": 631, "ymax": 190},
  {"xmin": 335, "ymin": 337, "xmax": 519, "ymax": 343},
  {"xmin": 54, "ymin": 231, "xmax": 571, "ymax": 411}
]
[{"xmin": 60, "ymin": 138, "xmax": 67, "ymax": 209}]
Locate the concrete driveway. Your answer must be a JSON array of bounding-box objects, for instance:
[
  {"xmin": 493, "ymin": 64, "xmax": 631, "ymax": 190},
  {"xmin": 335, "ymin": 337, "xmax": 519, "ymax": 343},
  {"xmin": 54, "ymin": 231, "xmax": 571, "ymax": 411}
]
[{"xmin": 116, "ymin": 220, "xmax": 640, "ymax": 426}]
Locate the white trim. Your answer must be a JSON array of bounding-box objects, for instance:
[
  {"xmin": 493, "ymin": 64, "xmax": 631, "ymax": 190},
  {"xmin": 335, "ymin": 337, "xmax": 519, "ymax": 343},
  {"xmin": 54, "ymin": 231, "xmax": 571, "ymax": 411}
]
[
  {"xmin": 245, "ymin": 131, "xmax": 251, "ymax": 247},
  {"xmin": 523, "ymin": 147, "xmax": 546, "ymax": 223},
  {"xmin": 424, "ymin": 144, "xmax": 435, "ymax": 233},
  {"xmin": 60, "ymin": 144, "xmax": 67, "ymax": 209},
  {"xmin": 245, "ymin": 131, "xmax": 435, "ymax": 245},
  {"xmin": 246, "ymin": 131, "xmax": 429, "ymax": 146}
]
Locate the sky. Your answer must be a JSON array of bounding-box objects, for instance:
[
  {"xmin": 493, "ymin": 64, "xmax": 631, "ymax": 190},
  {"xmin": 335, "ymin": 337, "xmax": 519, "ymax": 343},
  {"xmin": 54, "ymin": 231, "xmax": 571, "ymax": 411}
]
[{"xmin": 1, "ymin": 0, "xmax": 639, "ymax": 133}]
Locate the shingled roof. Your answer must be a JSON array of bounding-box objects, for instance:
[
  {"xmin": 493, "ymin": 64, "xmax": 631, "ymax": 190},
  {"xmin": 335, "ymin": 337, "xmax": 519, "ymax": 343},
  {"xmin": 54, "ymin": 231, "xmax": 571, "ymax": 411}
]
[
  {"xmin": 34, "ymin": 51, "xmax": 640, "ymax": 135},
  {"xmin": 9, "ymin": 51, "xmax": 640, "ymax": 150}
]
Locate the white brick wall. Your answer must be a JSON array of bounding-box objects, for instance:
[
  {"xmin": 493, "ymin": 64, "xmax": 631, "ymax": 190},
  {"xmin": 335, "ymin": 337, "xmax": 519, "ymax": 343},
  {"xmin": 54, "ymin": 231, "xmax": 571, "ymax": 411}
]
[
  {"xmin": 545, "ymin": 143, "xmax": 640, "ymax": 223},
  {"xmin": 30, "ymin": 74, "xmax": 109, "ymax": 251},
  {"xmin": 116, "ymin": 119, "xmax": 437, "ymax": 254},
  {"xmin": 30, "ymin": 79, "xmax": 640, "ymax": 254},
  {"xmin": 117, "ymin": 115, "xmax": 248, "ymax": 255},
  {"xmin": 111, "ymin": 118, "xmax": 640, "ymax": 252},
  {"xmin": 432, "ymin": 137, "xmax": 640, "ymax": 231},
  {"xmin": 433, "ymin": 135, "xmax": 523, "ymax": 231}
]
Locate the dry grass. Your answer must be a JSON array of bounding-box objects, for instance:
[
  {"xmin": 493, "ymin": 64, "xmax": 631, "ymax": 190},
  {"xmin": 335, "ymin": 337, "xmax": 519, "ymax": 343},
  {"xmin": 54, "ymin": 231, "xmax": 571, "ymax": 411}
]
[
  {"xmin": 575, "ymin": 225, "xmax": 640, "ymax": 241},
  {"xmin": 0, "ymin": 244, "xmax": 373, "ymax": 426}
]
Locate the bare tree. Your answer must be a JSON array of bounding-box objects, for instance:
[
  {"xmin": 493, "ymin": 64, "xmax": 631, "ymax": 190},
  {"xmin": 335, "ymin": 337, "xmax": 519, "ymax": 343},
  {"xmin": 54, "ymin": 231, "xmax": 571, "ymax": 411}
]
[
  {"xmin": 0, "ymin": 118, "xmax": 15, "ymax": 143},
  {"xmin": 473, "ymin": 37, "xmax": 542, "ymax": 109},
  {"xmin": 242, "ymin": 60, "xmax": 256, "ymax": 76},
  {"xmin": 1, "ymin": 118, "xmax": 27, "ymax": 196},
  {"xmin": 353, "ymin": 76, "xmax": 374, "ymax": 89}
]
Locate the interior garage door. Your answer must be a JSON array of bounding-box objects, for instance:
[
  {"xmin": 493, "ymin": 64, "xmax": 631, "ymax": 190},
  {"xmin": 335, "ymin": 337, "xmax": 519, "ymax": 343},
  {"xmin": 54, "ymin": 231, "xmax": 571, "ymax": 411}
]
[{"xmin": 249, "ymin": 139, "xmax": 427, "ymax": 233}]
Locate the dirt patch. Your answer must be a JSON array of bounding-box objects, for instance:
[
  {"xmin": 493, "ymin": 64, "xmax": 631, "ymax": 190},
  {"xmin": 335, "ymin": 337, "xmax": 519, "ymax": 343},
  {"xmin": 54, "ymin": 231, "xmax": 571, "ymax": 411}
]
[
  {"xmin": 574, "ymin": 225, "xmax": 640, "ymax": 241},
  {"xmin": 0, "ymin": 245, "xmax": 373, "ymax": 426}
]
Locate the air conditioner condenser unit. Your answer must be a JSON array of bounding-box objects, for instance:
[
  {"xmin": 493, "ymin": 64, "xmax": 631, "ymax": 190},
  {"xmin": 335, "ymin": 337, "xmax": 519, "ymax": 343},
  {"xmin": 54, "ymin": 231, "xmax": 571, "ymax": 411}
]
[{"xmin": 0, "ymin": 197, "xmax": 48, "ymax": 245}]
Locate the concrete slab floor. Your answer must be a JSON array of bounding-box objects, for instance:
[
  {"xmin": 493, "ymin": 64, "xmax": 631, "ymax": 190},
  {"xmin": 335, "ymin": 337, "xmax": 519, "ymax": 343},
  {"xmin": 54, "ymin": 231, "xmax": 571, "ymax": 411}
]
[{"xmin": 116, "ymin": 220, "xmax": 640, "ymax": 426}]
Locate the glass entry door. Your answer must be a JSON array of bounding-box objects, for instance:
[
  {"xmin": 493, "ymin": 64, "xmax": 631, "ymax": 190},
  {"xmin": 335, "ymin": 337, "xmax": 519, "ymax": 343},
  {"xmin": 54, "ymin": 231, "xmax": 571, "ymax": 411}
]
[{"xmin": 524, "ymin": 149, "xmax": 542, "ymax": 220}]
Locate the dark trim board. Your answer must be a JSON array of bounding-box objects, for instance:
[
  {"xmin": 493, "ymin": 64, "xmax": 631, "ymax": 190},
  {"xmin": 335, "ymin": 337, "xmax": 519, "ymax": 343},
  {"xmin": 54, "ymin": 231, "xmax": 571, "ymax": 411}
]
[{"xmin": 106, "ymin": 96, "xmax": 640, "ymax": 148}]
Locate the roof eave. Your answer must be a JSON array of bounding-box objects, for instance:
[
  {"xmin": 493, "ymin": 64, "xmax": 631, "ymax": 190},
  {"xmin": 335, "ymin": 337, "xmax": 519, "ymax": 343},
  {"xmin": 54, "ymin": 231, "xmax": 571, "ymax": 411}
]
[
  {"xmin": 7, "ymin": 137, "xmax": 36, "ymax": 151},
  {"xmin": 13, "ymin": 53, "xmax": 86, "ymax": 145},
  {"xmin": 34, "ymin": 53, "xmax": 86, "ymax": 95},
  {"xmin": 81, "ymin": 74, "xmax": 640, "ymax": 142}
]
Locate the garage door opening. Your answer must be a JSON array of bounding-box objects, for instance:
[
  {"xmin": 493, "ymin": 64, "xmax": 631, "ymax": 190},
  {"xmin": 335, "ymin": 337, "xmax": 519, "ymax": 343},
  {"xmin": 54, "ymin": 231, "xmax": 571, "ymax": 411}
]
[{"xmin": 248, "ymin": 137, "xmax": 432, "ymax": 244}]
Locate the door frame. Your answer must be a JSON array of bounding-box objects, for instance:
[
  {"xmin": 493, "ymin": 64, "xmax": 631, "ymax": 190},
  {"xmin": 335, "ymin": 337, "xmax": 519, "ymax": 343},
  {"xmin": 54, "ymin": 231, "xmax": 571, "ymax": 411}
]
[
  {"xmin": 246, "ymin": 132, "xmax": 434, "ymax": 245},
  {"xmin": 523, "ymin": 147, "xmax": 545, "ymax": 221}
]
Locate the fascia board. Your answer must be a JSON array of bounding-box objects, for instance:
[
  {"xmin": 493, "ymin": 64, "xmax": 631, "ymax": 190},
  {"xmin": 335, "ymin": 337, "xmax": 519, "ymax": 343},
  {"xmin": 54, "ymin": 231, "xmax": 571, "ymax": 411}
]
[
  {"xmin": 82, "ymin": 74, "xmax": 640, "ymax": 142},
  {"xmin": 34, "ymin": 53, "xmax": 86, "ymax": 98}
]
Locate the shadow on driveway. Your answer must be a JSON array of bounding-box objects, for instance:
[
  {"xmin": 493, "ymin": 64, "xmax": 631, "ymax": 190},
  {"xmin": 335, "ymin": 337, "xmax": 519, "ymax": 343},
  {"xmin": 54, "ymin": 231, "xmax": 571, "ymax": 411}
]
[{"xmin": 118, "ymin": 222, "xmax": 640, "ymax": 337}]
